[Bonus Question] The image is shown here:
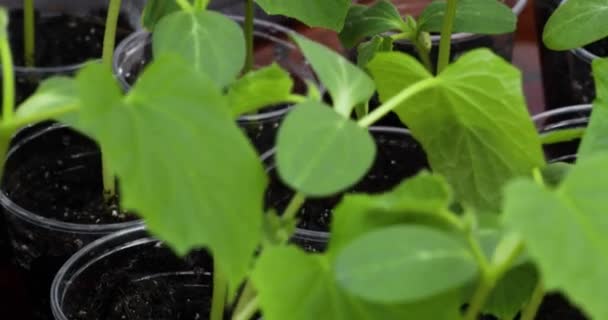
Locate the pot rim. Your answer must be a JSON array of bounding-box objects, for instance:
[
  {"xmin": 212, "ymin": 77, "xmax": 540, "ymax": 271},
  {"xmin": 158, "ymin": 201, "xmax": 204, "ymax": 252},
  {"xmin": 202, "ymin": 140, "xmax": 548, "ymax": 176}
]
[
  {"xmin": 261, "ymin": 126, "xmax": 415, "ymax": 243},
  {"xmin": 113, "ymin": 15, "xmax": 317, "ymax": 123},
  {"xmin": 532, "ymin": 104, "xmax": 592, "ymax": 123},
  {"xmin": 9, "ymin": 1, "xmax": 144, "ymax": 73},
  {"xmin": 51, "ymin": 225, "xmax": 150, "ymax": 320},
  {"xmin": 0, "ymin": 123, "xmax": 144, "ymax": 234}
]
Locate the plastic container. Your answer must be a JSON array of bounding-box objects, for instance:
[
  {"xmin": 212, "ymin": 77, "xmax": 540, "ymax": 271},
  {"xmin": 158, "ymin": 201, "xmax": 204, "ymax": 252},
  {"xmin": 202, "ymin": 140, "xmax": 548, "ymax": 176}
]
[
  {"xmin": 533, "ymin": 104, "xmax": 591, "ymax": 163},
  {"xmin": 113, "ymin": 15, "xmax": 317, "ymax": 153},
  {"xmin": 1, "ymin": 124, "xmax": 143, "ymax": 319},
  {"xmin": 51, "ymin": 226, "xmax": 214, "ymax": 320},
  {"xmin": 262, "ymin": 126, "xmax": 429, "ymax": 252},
  {"xmin": 1, "ymin": 0, "xmax": 144, "ymax": 104}
]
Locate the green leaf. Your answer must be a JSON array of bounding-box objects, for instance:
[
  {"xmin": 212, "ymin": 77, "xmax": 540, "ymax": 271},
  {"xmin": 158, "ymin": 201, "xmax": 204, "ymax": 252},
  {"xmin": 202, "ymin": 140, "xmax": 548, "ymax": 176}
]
[
  {"xmin": 339, "ymin": 1, "xmax": 408, "ymax": 49},
  {"xmin": 578, "ymin": 59, "xmax": 608, "ymax": 159},
  {"xmin": 357, "ymin": 35, "xmax": 394, "ymax": 68},
  {"xmin": 418, "ymin": 0, "xmax": 516, "ymax": 35},
  {"xmin": 594, "ymin": 58, "xmax": 608, "ymax": 101},
  {"xmin": 141, "ymin": 0, "xmax": 185, "ymax": 31},
  {"xmin": 335, "ymin": 225, "xmax": 477, "ymax": 303},
  {"xmin": 153, "ymin": 11, "xmax": 245, "ymax": 87},
  {"xmin": 276, "ymin": 101, "xmax": 375, "ymax": 197},
  {"xmin": 16, "ymin": 77, "xmax": 79, "ymax": 125},
  {"xmin": 543, "ymin": 0, "xmax": 608, "ymax": 50},
  {"xmin": 255, "ymin": 0, "xmax": 351, "ymax": 31},
  {"xmin": 328, "ymin": 172, "xmax": 458, "ymax": 256},
  {"xmin": 368, "ymin": 49, "xmax": 544, "ymax": 211},
  {"xmin": 292, "ymin": 35, "xmax": 375, "ymax": 117},
  {"xmin": 503, "ymin": 153, "xmax": 608, "ymax": 319},
  {"xmin": 72, "ymin": 56, "xmax": 267, "ymax": 294},
  {"xmin": 252, "ymin": 246, "xmax": 463, "ymax": 320},
  {"xmin": 227, "ymin": 64, "xmax": 293, "ymax": 117},
  {"xmin": 483, "ymin": 264, "xmax": 539, "ymax": 320}
]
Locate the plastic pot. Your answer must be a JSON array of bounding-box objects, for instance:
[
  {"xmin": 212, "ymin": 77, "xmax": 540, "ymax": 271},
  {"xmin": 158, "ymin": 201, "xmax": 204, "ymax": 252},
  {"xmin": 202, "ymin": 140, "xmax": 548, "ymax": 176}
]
[
  {"xmin": 113, "ymin": 15, "xmax": 317, "ymax": 153},
  {"xmin": 1, "ymin": 124, "xmax": 143, "ymax": 319},
  {"xmin": 534, "ymin": 0, "xmax": 606, "ymax": 109},
  {"xmin": 51, "ymin": 226, "xmax": 215, "ymax": 320},
  {"xmin": 533, "ymin": 104, "xmax": 591, "ymax": 163},
  {"xmin": 0, "ymin": 0, "xmax": 144, "ymax": 105},
  {"xmin": 262, "ymin": 126, "xmax": 429, "ymax": 252}
]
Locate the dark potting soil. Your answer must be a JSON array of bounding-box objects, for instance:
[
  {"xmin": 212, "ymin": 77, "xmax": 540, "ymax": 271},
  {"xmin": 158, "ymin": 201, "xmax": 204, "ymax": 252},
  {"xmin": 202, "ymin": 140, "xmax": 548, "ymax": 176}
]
[
  {"xmin": 61, "ymin": 240, "xmax": 216, "ymax": 320},
  {"xmin": 3, "ymin": 10, "xmax": 134, "ymax": 104},
  {"xmin": 3, "ymin": 128, "xmax": 136, "ymax": 225},
  {"xmin": 1, "ymin": 127, "xmax": 138, "ymax": 320},
  {"xmin": 585, "ymin": 37, "xmax": 608, "ymax": 58},
  {"xmin": 265, "ymin": 129, "xmax": 429, "ymax": 251}
]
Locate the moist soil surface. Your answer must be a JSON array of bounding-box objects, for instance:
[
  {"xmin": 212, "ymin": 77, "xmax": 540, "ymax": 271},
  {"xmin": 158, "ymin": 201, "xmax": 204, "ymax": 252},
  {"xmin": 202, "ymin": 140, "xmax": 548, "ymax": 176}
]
[
  {"xmin": 62, "ymin": 243, "xmax": 216, "ymax": 320},
  {"xmin": 4, "ymin": 9, "xmax": 134, "ymax": 104},
  {"xmin": 1, "ymin": 127, "xmax": 138, "ymax": 320},
  {"xmin": 265, "ymin": 130, "xmax": 429, "ymax": 234}
]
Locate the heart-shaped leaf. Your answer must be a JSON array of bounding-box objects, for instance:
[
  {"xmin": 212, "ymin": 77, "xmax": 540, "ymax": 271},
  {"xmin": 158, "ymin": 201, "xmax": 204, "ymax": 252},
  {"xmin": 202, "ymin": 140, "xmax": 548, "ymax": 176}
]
[
  {"xmin": 578, "ymin": 58, "xmax": 608, "ymax": 159},
  {"xmin": 368, "ymin": 49, "xmax": 544, "ymax": 211},
  {"xmin": 71, "ymin": 56, "xmax": 267, "ymax": 294},
  {"xmin": 503, "ymin": 153, "xmax": 608, "ymax": 320}
]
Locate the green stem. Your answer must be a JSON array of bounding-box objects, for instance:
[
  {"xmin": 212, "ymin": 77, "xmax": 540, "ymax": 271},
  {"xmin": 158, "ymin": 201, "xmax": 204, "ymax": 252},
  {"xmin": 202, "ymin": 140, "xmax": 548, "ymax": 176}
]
[
  {"xmin": 7, "ymin": 103, "xmax": 79, "ymax": 131},
  {"xmin": 101, "ymin": 151, "xmax": 116, "ymax": 199},
  {"xmin": 520, "ymin": 280, "xmax": 545, "ymax": 320},
  {"xmin": 102, "ymin": 0, "xmax": 122, "ymax": 67},
  {"xmin": 23, "ymin": 0, "xmax": 35, "ymax": 67},
  {"xmin": 282, "ymin": 192, "xmax": 306, "ymax": 222},
  {"xmin": 210, "ymin": 260, "xmax": 228, "ymax": 320},
  {"xmin": 354, "ymin": 102, "xmax": 369, "ymax": 120},
  {"xmin": 412, "ymin": 33, "xmax": 433, "ymax": 73},
  {"xmin": 233, "ymin": 281, "xmax": 256, "ymax": 316},
  {"xmin": 244, "ymin": 0, "xmax": 255, "ymax": 73},
  {"xmin": 1, "ymin": 35, "xmax": 15, "ymax": 122},
  {"xmin": 357, "ymin": 77, "xmax": 438, "ymax": 128},
  {"xmin": 464, "ymin": 273, "xmax": 496, "ymax": 320},
  {"xmin": 437, "ymin": 0, "xmax": 458, "ymax": 73},
  {"xmin": 193, "ymin": 0, "xmax": 209, "ymax": 10},
  {"xmin": 232, "ymin": 296, "xmax": 259, "ymax": 320},
  {"xmin": 175, "ymin": 0, "xmax": 195, "ymax": 11}
]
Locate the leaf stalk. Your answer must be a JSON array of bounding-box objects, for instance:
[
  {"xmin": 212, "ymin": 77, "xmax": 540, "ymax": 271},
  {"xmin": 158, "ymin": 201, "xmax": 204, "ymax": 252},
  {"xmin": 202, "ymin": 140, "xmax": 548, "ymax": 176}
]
[{"xmin": 437, "ymin": 0, "xmax": 458, "ymax": 73}]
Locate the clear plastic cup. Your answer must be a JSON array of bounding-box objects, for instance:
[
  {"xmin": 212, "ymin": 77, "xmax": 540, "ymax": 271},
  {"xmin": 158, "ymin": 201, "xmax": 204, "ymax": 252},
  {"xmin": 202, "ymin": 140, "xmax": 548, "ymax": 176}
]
[
  {"xmin": 51, "ymin": 226, "xmax": 214, "ymax": 320},
  {"xmin": 533, "ymin": 104, "xmax": 592, "ymax": 163},
  {"xmin": 1, "ymin": 124, "xmax": 144, "ymax": 319}
]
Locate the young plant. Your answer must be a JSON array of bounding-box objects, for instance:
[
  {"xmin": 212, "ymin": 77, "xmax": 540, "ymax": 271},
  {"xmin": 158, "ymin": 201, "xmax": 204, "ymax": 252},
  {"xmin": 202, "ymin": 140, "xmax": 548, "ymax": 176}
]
[
  {"xmin": 339, "ymin": 0, "xmax": 517, "ymax": 71},
  {"xmin": 16, "ymin": 0, "xmax": 125, "ymax": 197}
]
